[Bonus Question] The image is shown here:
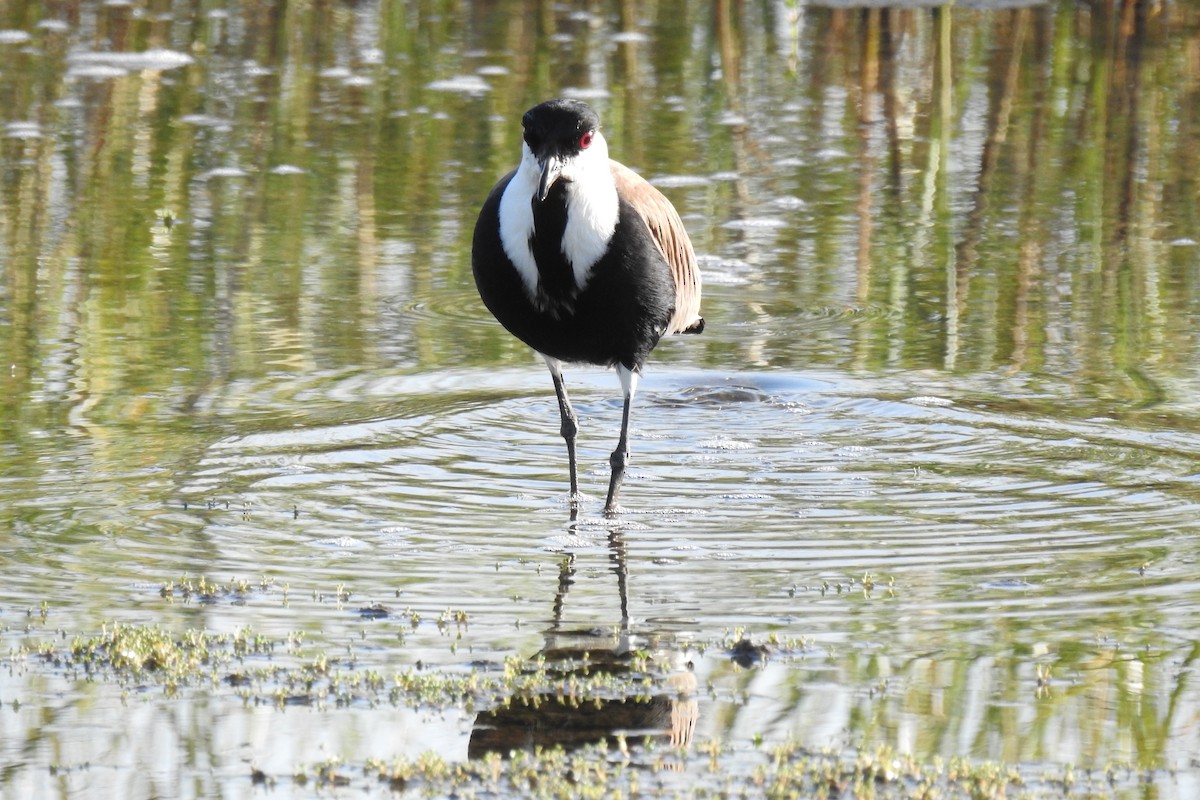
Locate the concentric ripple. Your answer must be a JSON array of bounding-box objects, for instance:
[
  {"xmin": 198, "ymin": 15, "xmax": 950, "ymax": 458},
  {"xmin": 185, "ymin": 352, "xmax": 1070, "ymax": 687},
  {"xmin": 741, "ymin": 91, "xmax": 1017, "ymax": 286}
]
[
  {"xmin": 3, "ymin": 366, "xmax": 1198, "ymax": 786},
  {"xmin": 141, "ymin": 366, "xmax": 1200, "ymax": 648}
]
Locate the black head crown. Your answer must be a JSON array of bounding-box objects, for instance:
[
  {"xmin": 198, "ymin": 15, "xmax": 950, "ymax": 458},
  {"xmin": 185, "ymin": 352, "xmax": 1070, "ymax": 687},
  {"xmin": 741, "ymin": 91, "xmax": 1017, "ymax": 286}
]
[{"xmin": 522, "ymin": 99, "xmax": 601, "ymax": 158}]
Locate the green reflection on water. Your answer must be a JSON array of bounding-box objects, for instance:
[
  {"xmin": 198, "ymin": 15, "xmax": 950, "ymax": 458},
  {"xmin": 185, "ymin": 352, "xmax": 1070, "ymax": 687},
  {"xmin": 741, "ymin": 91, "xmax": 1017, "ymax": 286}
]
[
  {"xmin": 1, "ymin": 0, "xmax": 1199, "ymax": 795},
  {"xmin": 2, "ymin": 2, "xmax": 1198, "ymax": 424}
]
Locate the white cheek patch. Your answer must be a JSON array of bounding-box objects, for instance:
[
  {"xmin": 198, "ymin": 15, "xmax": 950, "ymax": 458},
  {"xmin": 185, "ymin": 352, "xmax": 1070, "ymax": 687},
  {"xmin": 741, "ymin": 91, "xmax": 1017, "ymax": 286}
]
[
  {"xmin": 498, "ymin": 144, "xmax": 542, "ymax": 299},
  {"xmin": 561, "ymin": 140, "xmax": 618, "ymax": 290}
]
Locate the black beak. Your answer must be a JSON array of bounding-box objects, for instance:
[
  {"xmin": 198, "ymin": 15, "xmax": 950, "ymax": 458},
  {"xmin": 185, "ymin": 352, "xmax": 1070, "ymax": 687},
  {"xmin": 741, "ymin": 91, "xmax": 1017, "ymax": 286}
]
[{"xmin": 536, "ymin": 154, "xmax": 564, "ymax": 202}]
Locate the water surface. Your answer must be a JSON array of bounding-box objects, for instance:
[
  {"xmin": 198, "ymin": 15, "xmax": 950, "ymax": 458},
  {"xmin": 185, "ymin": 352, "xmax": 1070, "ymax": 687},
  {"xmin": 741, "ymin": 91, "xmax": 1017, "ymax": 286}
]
[{"xmin": 1, "ymin": 1, "xmax": 1199, "ymax": 797}]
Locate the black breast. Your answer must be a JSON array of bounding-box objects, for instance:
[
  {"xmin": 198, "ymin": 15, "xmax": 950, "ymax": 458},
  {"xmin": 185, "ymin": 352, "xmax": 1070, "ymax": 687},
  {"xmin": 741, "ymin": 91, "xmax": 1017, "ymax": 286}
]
[
  {"xmin": 472, "ymin": 179, "xmax": 677, "ymax": 373},
  {"xmin": 529, "ymin": 181, "xmax": 576, "ymax": 306}
]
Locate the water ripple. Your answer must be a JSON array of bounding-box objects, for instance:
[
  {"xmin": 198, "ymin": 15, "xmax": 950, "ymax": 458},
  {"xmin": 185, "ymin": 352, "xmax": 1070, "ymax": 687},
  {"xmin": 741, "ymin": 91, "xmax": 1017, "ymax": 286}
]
[{"xmin": 5, "ymin": 368, "xmax": 1198, "ymax": 668}]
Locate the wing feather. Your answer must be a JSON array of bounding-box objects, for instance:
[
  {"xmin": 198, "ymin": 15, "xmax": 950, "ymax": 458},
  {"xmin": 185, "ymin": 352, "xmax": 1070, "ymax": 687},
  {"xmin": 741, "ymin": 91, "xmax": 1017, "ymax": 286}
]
[{"xmin": 610, "ymin": 161, "xmax": 704, "ymax": 335}]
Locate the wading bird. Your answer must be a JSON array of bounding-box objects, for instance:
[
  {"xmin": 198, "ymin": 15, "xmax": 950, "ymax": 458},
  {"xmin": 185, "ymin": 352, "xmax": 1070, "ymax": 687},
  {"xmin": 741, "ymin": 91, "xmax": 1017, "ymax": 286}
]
[{"xmin": 472, "ymin": 98, "xmax": 703, "ymax": 515}]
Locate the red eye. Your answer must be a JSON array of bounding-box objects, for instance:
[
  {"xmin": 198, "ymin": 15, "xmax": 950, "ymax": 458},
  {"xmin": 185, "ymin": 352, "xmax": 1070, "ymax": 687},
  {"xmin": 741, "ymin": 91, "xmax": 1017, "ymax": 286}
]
[{"xmin": 579, "ymin": 131, "xmax": 594, "ymax": 149}]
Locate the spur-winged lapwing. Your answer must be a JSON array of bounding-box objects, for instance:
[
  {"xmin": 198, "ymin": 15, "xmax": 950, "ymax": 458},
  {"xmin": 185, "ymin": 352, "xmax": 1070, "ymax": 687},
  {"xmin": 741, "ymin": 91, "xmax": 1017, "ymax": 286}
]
[{"xmin": 472, "ymin": 98, "xmax": 703, "ymax": 514}]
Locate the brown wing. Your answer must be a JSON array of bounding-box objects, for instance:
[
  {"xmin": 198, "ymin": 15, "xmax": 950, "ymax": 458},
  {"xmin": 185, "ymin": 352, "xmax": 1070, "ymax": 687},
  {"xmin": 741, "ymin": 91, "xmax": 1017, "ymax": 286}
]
[{"xmin": 610, "ymin": 161, "xmax": 704, "ymax": 335}]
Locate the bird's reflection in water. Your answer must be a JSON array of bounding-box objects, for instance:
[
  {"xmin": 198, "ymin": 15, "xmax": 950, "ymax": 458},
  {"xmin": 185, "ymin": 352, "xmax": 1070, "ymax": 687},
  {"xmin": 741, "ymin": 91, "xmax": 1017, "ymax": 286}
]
[{"xmin": 469, "ymin": 528, "xmax": 698, "ymax": 758}]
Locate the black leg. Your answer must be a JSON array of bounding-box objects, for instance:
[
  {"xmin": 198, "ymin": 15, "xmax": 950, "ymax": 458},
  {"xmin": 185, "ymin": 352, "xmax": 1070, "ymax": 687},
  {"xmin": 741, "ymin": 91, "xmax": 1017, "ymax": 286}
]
[
  {"xmin": 604, "ymin": 394, "xmax": 631, "ymax": 515},
  {"xmin": 604, "ymin": 366, "xmax": 639, "ymax": 516},
  {"xmin": 546, "ymin": 359, "xmax": 580, "ymax": 503}
]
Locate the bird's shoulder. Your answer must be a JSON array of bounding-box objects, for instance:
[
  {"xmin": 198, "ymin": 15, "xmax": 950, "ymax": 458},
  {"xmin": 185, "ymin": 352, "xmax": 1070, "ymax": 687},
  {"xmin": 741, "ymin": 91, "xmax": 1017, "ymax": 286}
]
[
  {"xmin": 608, "ymin": 160, "xmax": 692, "ymax": 262},
  {"xmin": 608, "ymin": 161, "xmax": 669, "ymax": 216},
  {"xmin": 480, "ymin": 169, "xmax": 517, "ymax": 211},
  {"xmin": 472, "ymin": 169, "xmax": 518, "ymax": 250}
]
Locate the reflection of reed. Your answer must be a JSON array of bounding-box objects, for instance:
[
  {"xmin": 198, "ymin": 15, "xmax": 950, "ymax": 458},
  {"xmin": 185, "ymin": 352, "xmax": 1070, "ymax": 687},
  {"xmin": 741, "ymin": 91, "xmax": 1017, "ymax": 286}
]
[
  {"xmin": 932, "ymin": 8, "xmax": 957, "ymax": 372},
  {"xmin": 854, "ymin": 9, "xmax": 907, "ymax": 366},
  {"xmin": 470, "ymin": 531, "xmax": 697, "ymax": 758},
  {"xmin": 5, "ymin": 0, "xmax": 1200, "ymax": 445},
  {"xmin": 713, "ymin": 0, "xmax": 753, "ymax": 203},
  {"xmin": 714, "ymin": 0, "xmax": 740, "ymax": 90},
  {"xmin": 855, "ymin": 9, "xmax": 880, "ymax": 310},
  {"xmin": 1111, "ymin": 0, "xmax": 1149, "ymax": 244},
  {"xmin": 954, "ymin": 9, "xmax": 1029, "ymax": 328}
]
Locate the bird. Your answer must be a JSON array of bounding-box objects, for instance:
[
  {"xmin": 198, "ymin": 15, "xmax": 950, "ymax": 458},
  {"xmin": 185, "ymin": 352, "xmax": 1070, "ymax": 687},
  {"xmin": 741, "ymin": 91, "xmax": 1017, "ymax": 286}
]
[{"xmin": 472, "ymin": 98, "xmax": 704, "ymax": 515}]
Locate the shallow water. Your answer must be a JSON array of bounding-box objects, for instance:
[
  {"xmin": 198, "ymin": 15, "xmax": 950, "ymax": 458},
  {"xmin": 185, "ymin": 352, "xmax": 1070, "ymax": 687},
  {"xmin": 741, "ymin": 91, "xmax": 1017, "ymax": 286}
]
[{"xmin": 2, "ymin": 0, "xmax": 1200, "ymax": 797}]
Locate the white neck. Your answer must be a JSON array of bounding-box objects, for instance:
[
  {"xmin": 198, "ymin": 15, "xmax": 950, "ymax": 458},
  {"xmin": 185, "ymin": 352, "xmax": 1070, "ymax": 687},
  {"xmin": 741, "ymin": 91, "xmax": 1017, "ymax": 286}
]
[{"xmin": 497, "ymin": 133, "xmax": 619, "ymax": 304}]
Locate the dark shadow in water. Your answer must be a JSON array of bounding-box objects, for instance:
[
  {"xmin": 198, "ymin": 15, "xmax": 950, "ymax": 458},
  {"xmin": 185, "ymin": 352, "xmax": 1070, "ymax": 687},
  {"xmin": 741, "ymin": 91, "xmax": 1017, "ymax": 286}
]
[{"xmin": 468, "ymin": 528, "xmax": 698, "ymax": 758}]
